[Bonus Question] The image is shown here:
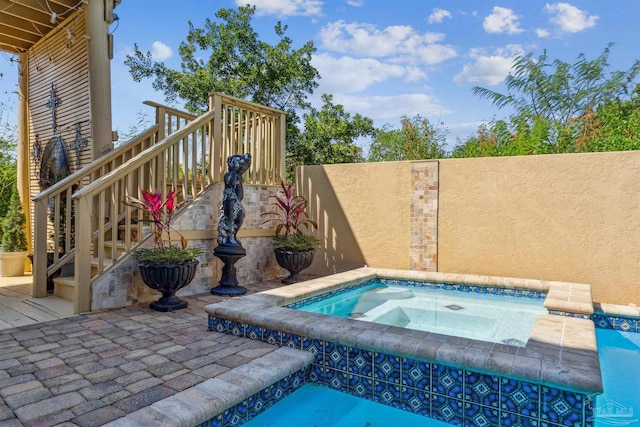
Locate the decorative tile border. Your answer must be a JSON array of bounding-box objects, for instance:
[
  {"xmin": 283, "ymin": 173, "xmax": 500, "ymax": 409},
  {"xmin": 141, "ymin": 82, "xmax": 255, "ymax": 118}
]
[
  {"xmin": 549, "ymin": 310, "xmax": 591, "ymax": 319},
  {"xmin": 410, "ymin": 162, "xmax": 439, "ymax": 272},
  {"xmin": 285, "ymin": 278, "xmax": 546, "ymax": 311},
  {"xmin": 592, "ymin": 313, "xmax": 640, "ymax": 332},
  {"xmin": 209, "ymin": 316, "xmax": 594, "ymax": 427},
  {"xmin": 197, "ymin": 367, "xmax": 310, "ymax": 427}
]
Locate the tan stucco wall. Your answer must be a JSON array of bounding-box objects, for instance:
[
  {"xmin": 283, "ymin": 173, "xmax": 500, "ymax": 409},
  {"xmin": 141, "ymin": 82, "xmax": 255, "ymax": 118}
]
[
  {"xmin": 297, "ymin": 162, "xmax": 412, "ymax": 274},
  {"xmin": 298, "ymin": 151, "xmax": 640, "ymax": 306},
  {"xmin": 438, "ymin": 152, "xmax": 640, "ymax": 306}
]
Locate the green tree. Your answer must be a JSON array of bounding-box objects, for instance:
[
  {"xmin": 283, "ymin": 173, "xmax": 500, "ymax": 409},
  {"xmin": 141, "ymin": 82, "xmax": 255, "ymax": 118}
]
[
  {"xmin": 288, "ymin": 94, "xmax": 375, "ymax": 177},
  {"xmin": 368, "ymin": 115, "xmax": 447, "ymax": 161},
  {"xmin": 1, "ymin": 185, "xmax": 27, "ymax": 252},
  {"xmin": 472, "ymin": 45, "xmax": 640, "ymax": 149},
  {"xmin": 125, "ymin": 5, "xmax": 319, "ymax": 114},
  {"xmin": 0, "ymin": 135, "xmax": 17, "ymax": 225},
  {"xmin": 574, "ymin": 83, "xmax": 640, "ymax": 152}
]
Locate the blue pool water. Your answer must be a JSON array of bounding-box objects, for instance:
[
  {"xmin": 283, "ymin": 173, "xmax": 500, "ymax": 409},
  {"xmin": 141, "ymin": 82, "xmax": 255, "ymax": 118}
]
[
  {"xmin": 242, "ymin": 384, "xmax": 450, "ymax": 427},
  {"xmin": 295, "ymin": 281, "xmax": 546, "ymax": 345},
  {"xmin": 593, "ymin": 328, "xmax": 640, "ymax": 426}
]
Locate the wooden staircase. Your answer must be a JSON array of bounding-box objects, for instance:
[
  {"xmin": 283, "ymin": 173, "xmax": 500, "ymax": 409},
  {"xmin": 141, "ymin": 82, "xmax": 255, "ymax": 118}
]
[{"xmin": 32, "ymin": 94, "xmax": 286, "ymax": 314}]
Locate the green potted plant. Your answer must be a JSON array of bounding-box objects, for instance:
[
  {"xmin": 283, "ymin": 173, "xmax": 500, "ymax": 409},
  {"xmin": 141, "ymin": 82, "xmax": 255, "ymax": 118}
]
[
  {"xmin": 0, "ymin": 186, "xmax": 28, "ymax": 277},
  {"xmin": 262, "ymin": 180, "xmax": 320, "ymax": 284},
  {"xmin": 125, "ymin": 189, "xmax": 204, "ymax": 311}
]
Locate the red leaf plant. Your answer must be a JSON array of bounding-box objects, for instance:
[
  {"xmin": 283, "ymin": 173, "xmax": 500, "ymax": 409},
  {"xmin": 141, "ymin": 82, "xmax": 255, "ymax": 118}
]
[
  {"xmin": 262, "ymin": 181, "xmax": 320, "ymax": 250},
  {"xmin": 125, "ymin": 189, "xmax": 186, "ymax": 251}
]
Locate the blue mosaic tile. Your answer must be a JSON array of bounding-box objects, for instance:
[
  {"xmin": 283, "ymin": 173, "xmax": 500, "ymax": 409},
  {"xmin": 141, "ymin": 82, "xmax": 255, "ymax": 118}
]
[
  {"xmin": 349, "ymin": 374, "xmax": 374, "ymax": 400},
  {"xmin": 540, "ymin": 386, "xmax": 583, "ymax": 427},
  {"xmin": 318, "ymin": 340, "xmax": 335, "ymax": 367},
  {"xmin": 613, "ymin": 316, "xmax": 638, "ymax": 332},
  {"xmin": 373, "ymin": 352, "xmax": 401, "ymax": 383},
  {"xmin": 209, "ymin": 414, "xmax": 223, "ymax": 427},
  {"xmin": 501, "ymin": 412, "xmax": 540, "ymax": 426},
  {"xmin": 431, "ymin": 394, "xmax": 464, "ymax": 425},
  {"xmin": 280, "ymin": 331, "xmax": 292, "ymax": 347},
  {"xmin": 348, "ymin": 347, "xmax": 373, "ymax": 377},
  {"xmin": 302, "ymin": 337, "xmax": 323, "ymax": 358},
  {"xmin": 592, "ymin": 313, "xmax": 612, "ymax": 329},
  {"xmin": 311, "ymin": 363, "xmax": 325, "ymax": 384},
  {"xmin": 207, "ymin": 316, "xmax": 218, "ymax": 331},
  {"xmin": 260, "ymin": 327, "xmax": 273, "ymax": 344},
  {"xmin": 373, "ymin": 380, "xmax": 403, "ymax": 409},
  {"xmin": 501, "ymin": 378, "xmax": 540, "ymax": 418},
  {"xmin": 326, "ymin": 343, "xmax": 348, "ymax": 370},
  {"xmin": 208, "ymin": 316, "xmax": 228, "ymax": 333},
  {"xmin": 401, "ymin": 357, "xmax": 430, "ymax": 390},
  {"xmin": 245, "ymin": 324, "xmax": 260, "ymax": 340},
  {"xmin": 465, "ymin": 403, "xmax": 500, "ymax": 427},
  {"xmin": 268, "ymin": 329, "xmax": 283, "ymax": 345},
  {"xmin": 325, "ymin": 368, "xmax": 349, "ymax": 391},
  {"xmin": 285, "ymin": 333, "xmax": 302, "ymax": 349},
  {"xmin": 403, "ymin": 387, "xmax": 431, "ymax": 417},
  {"xmin": 465, "ymin": 371, "xmax": 499, "ymax": 408},
  {"xmin": 246, "ymin": 393, "xmax": 262, "ymax": 420},
  {"xmin": 228, "ymin": 320, "xmax": 245, "ymax": 337},
  {"xmin": 223, "ymin": 399, "xmax": 247, "ymax": 427},
  {"xmin": 432, "ymin": 364, "xmax": 464, "ymax": 399},
  {"xmin": 257, "ymin": 383, "xmax": 275, "ymax": 405}
]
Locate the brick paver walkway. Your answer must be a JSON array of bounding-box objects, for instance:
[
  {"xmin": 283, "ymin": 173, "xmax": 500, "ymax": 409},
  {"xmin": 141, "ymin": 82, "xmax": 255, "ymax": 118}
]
[{"xmin": 0, "ymin": 280, "xmax": 282, "ymax": 427}]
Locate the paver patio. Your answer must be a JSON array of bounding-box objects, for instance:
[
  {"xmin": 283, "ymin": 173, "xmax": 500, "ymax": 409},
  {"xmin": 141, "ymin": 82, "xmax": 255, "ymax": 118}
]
[{"xmin": 0, "ymin": 279, "xmax": 285, "ymax": 427}]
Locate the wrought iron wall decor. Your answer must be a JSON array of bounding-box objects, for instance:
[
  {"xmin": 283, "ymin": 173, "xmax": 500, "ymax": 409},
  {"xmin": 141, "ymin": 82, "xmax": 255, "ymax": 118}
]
[{"xmin": 33, "ymin": 83, "xmax": 91, "ymax": 190}]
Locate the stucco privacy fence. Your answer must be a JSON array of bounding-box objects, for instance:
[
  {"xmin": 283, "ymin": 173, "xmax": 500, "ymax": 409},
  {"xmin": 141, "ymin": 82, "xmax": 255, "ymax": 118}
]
[{"xmin": 297, "ymin": 150, "xmax": 640, "ymax": 306}]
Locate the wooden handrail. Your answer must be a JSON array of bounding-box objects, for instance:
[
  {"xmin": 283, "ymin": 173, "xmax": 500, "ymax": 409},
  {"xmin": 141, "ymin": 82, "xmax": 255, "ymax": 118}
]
[
  {"xmin": 72, "ymin": 110, "xmax": 216, "ymax": 200},
  {"xmin": 36, "ymin": 94, "xmax": 286, "ymax": 315},
  {"xmin": 32, "ymin": 125, "xmax": 159, "ymax": 203}
]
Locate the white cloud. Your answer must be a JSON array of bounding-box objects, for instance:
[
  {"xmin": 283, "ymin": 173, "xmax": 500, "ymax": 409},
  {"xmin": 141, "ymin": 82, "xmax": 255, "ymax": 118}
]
[
  {"xmin": 428, "ymin": 8, "xmax": 452, "ymax": 24},
  {"xmin": 347, "ymin": 0, "xmax": 363, "ymax": 7},
  {"xmin": 453, "ymin": 46, "xmax": 523, "ymax": 86},
  {"xmin": 236, "ymin": 0, "xmax": 323, "ymax": 16},
  {"xmin": 333, "ymin": 93, "xmax": 449, "ymax": 122},
  {"xmin": 312, "ymin": 53, "xmax": 424, "ymax": 94},
  {"xmin": 150, "ymin": 41, "xmax": 172, "ymax": 61},
  {"xmin": 318, "ymin": 21, "xmax": 457, "ymax": 65},
  {"xmin": 544, "ymin": 3, "xmax": 598, "ymax": 34},
  {"xmin": 483, "ymin": 7, "xmax": 524, "ymax": 34},
  {"xmin": 536, "ymin": 28, "xmax": 551, "ymax": 38}
]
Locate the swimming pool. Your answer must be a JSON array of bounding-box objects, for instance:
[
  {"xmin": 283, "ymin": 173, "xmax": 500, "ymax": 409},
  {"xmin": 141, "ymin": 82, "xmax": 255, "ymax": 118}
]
[
  {"xmin": 205, "ymin": 267, "xmax": 601, "ymax": 427},
  {"xmin": 591, "ymin": 316, "xmax": 640, "ymax": 427},
  {"xmin": 291, "ymin": 279, "xmax": 547, "ymax": 346},
  {"xmin": 242, "ymin": 384, "xmax": 450, "ymax": 427}
]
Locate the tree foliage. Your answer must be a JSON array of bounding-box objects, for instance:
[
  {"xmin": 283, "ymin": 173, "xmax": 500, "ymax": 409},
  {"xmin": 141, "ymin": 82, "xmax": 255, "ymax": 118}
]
[
  {"xmin": 369, "ymin": 115, "xmax": 447, "ymax": 161},
  {"xmin": 288, "ymin": 94, "xmax": 374, "ymax": 176},
  {"xmin": 460, "ymin": 45, "xmax": 640, "ymax": 156},
  {"xmin": 125, "ymin": 5, "xmax": 319, "ymax": 114},
  {"xmin": 573, "ymin": 84, "xmax": 640, "ymax": 152},
  {"xmin": 1, "ymin": 185, "xmax": 27, "ymax": 252}
]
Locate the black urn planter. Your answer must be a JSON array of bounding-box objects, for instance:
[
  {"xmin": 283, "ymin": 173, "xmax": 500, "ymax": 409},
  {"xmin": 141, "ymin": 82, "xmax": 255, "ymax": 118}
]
[
  {"xmin": 274, "ymin": 248, "xmax": 315, "ymax": 284},
  {"xmin": 138, "ymin": 259, "xmax": 199, "ymax": 312}
]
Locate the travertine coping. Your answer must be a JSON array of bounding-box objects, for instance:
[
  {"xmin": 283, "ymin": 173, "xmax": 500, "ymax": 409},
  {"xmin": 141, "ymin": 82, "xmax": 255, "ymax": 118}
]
[
  {"xmin": 205, "ymin": 267, "xmax": 602, "ymax": 394},
  {"xmin": 103, "ymin": 347, "xmax": 314, "ymax": 427},
  {"xmin": 594, "ymin": 302, "xmax": 640, "ymax": 318}
]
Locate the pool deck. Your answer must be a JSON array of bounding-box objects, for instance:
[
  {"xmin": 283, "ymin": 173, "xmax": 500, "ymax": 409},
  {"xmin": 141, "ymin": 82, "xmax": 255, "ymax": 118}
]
[
  {"xmin": 0, "ymin": 278, "xmax": 291, "ymax": 427},
  {"xmin": 205, "ymin": 267, "xmax": 603, "ymax": 394}
]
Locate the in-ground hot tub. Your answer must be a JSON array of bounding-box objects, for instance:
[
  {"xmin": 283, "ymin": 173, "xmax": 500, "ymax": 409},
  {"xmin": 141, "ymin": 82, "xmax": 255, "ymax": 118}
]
[
  {"xmin": 205, "ymin": 267, "xmax": 601, "ymax": 426},
  {"xmin": 289, "ymin": 277, "xmax": 547, "ymax": 346}
]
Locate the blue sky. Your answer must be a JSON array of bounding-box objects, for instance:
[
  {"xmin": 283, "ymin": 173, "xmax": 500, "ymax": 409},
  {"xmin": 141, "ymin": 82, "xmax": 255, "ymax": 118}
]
[{"xmin": 1, "ymin": 0, "xmax": 639, "ymax": 150}]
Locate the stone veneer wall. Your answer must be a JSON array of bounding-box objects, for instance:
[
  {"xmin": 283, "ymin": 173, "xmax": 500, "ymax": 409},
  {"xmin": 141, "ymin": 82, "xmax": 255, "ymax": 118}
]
[
  {"xmin": 91, "ymin": 183, "xmax": 283, "ymax": 310},
  {"xmin": 409, "ymin": 162, "xmax": 438, "ymax": 272}
]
